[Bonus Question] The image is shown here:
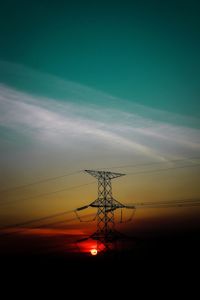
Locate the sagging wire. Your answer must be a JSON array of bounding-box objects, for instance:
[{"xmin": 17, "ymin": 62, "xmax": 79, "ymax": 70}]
[
  {"xmin": 74, "ymin": 210, "xmax": 97, "ymax": 223},
  {"xmin": 119, "ymin": 207, "xmax": 136, "ymax": 224}
]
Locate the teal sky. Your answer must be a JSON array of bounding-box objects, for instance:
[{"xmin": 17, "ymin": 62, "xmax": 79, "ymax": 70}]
[
  {"xmin": 0, "ymin": 0, "xmax": 200, "ymax": 237},
  {"xmin": 0, "ymin": 0, "xmax": 200, "ymax": 117}
]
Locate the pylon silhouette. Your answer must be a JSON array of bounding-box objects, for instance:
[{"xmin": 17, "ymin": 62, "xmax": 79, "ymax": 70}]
[{"xmin": 76, "ymin": 170, "xmax": 131, "ymax": 252}]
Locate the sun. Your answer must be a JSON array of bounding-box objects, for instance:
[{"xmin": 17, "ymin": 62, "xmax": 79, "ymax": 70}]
[{"xmin": 90, "ymin": 248, "xmax": 98, "ymax": 256}]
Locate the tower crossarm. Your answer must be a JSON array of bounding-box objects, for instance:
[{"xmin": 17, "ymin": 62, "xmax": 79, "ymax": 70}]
[
  {"xmin": 85, "ymin": 169, "xmax": 125, "ymax": 180},
  {"xmin": 89, "ymin": 198, "xmax": 125, "ymax": 208}
]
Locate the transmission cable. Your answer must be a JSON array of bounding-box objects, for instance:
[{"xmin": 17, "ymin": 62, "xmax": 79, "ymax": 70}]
[
  {"xmin": 126, "ymin": 163, "xmax": 200, "ymax": 176},
  {"xmin": 0, "ymin": 209, "xmax": 73, "ymax": 231},
  {"xmin": 0, "ymin": 181, "xmax": 96, "ymax": 206},
  {"xmin": 0, "ymin": 170, "xmax": 81, "ymax": 193},
  {"xmin": 1, "ymin": 156, "xmax": 199, "ymax": 194}
]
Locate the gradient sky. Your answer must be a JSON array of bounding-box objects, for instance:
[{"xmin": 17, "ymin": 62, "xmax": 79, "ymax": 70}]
[
  {"xmin": 0, "ymin": 0, "xmax": 200, "ymax": 248},
  {"xmin": 1, "ymin": 0, "xmax": 200, "ymax": 116}
]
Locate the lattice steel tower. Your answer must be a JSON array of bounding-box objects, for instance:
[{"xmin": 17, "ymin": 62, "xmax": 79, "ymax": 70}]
[
  {"xmin": 75, "ymin": 170, "xmax": 200, "ymax": 253},
  {"xmin": 76, "ymin": 170, "xmax": 127, "ymax": 251}
]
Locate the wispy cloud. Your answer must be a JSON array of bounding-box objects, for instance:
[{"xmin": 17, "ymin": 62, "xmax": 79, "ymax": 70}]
[
  {"xmin": 0, "ymin": 85, "xmax": 159, "ymax": 157},
  {"xmin": 0, "ymin": 61, "xmax": 200, "ymax": 164}
]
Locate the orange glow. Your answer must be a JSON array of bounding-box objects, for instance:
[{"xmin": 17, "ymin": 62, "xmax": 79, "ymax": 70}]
[
  {"xmin": 1, "ymin": 227, "xmax": 84, "ymax": 236},
  {"xmin": 90, "ymin": 248, "xmax": 98, "ymax": 256}
]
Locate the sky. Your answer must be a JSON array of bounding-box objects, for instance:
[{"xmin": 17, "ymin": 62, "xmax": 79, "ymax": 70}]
[{"xmin": 0, "ymin": 0, "xmax": 200, "ymax": 254}]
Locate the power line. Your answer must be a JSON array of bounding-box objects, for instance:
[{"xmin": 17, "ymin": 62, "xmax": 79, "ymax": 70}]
[
  {"xmin": 0, "ymin": 212, "xmax": 96, "ymax": 236},
  {"xmin": 35, "ymin": 212, "xmax": 96, "ymax": 228},
  {"xmin": 0, "ymin": 181, "xmax": 96, "ymax": 206},
  {"xmin": 0, "ymin": 170, "xmax": 81, "ymax": 194},
  {"xmin": 2, "ymin": 199, "xmax": 199, "ymax": 236},
  {"xmin": 136, "ymin": 202, "xmax": 200, "ymax": 209},
  {"xmin": 126, "ymin": 163, "xmax": 200, "ymax": 176},
  {"xmin": 0, "ymin": 210, "xmax": 73, "ymax": 231},
  {"xmin": 1, "ymin": 157, "xmax": 199, "ymax": 194},
  {"xmin": 103, "ymin": 156, "xmax": 200, "ymax": 170},
  {"xmin": 1, "ymin": 161, "xmax": 199, "ymax": 207},
  {"xmin": 75, "ymin": 169, "xmax": 200, "ymax": 253},
  {"xmin": 126, "ymin": 198, "xmax": 200, "ymax": 209}
]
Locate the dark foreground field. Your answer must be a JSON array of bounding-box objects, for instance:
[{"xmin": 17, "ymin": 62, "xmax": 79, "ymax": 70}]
[{"xmin": 1, "ymin": 231, "xmax": 199, "ymax": 280}]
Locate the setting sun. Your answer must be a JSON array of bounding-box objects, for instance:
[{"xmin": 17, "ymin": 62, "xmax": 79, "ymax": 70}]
[{"xmin": 90, "ymin": 249, "xmax": 98, "ymax": 256}]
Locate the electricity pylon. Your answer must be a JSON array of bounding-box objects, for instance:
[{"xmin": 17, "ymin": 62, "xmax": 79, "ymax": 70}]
[{"xmin": 75, "ymin": 170, "xmax": 132, "ymax": 252}]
